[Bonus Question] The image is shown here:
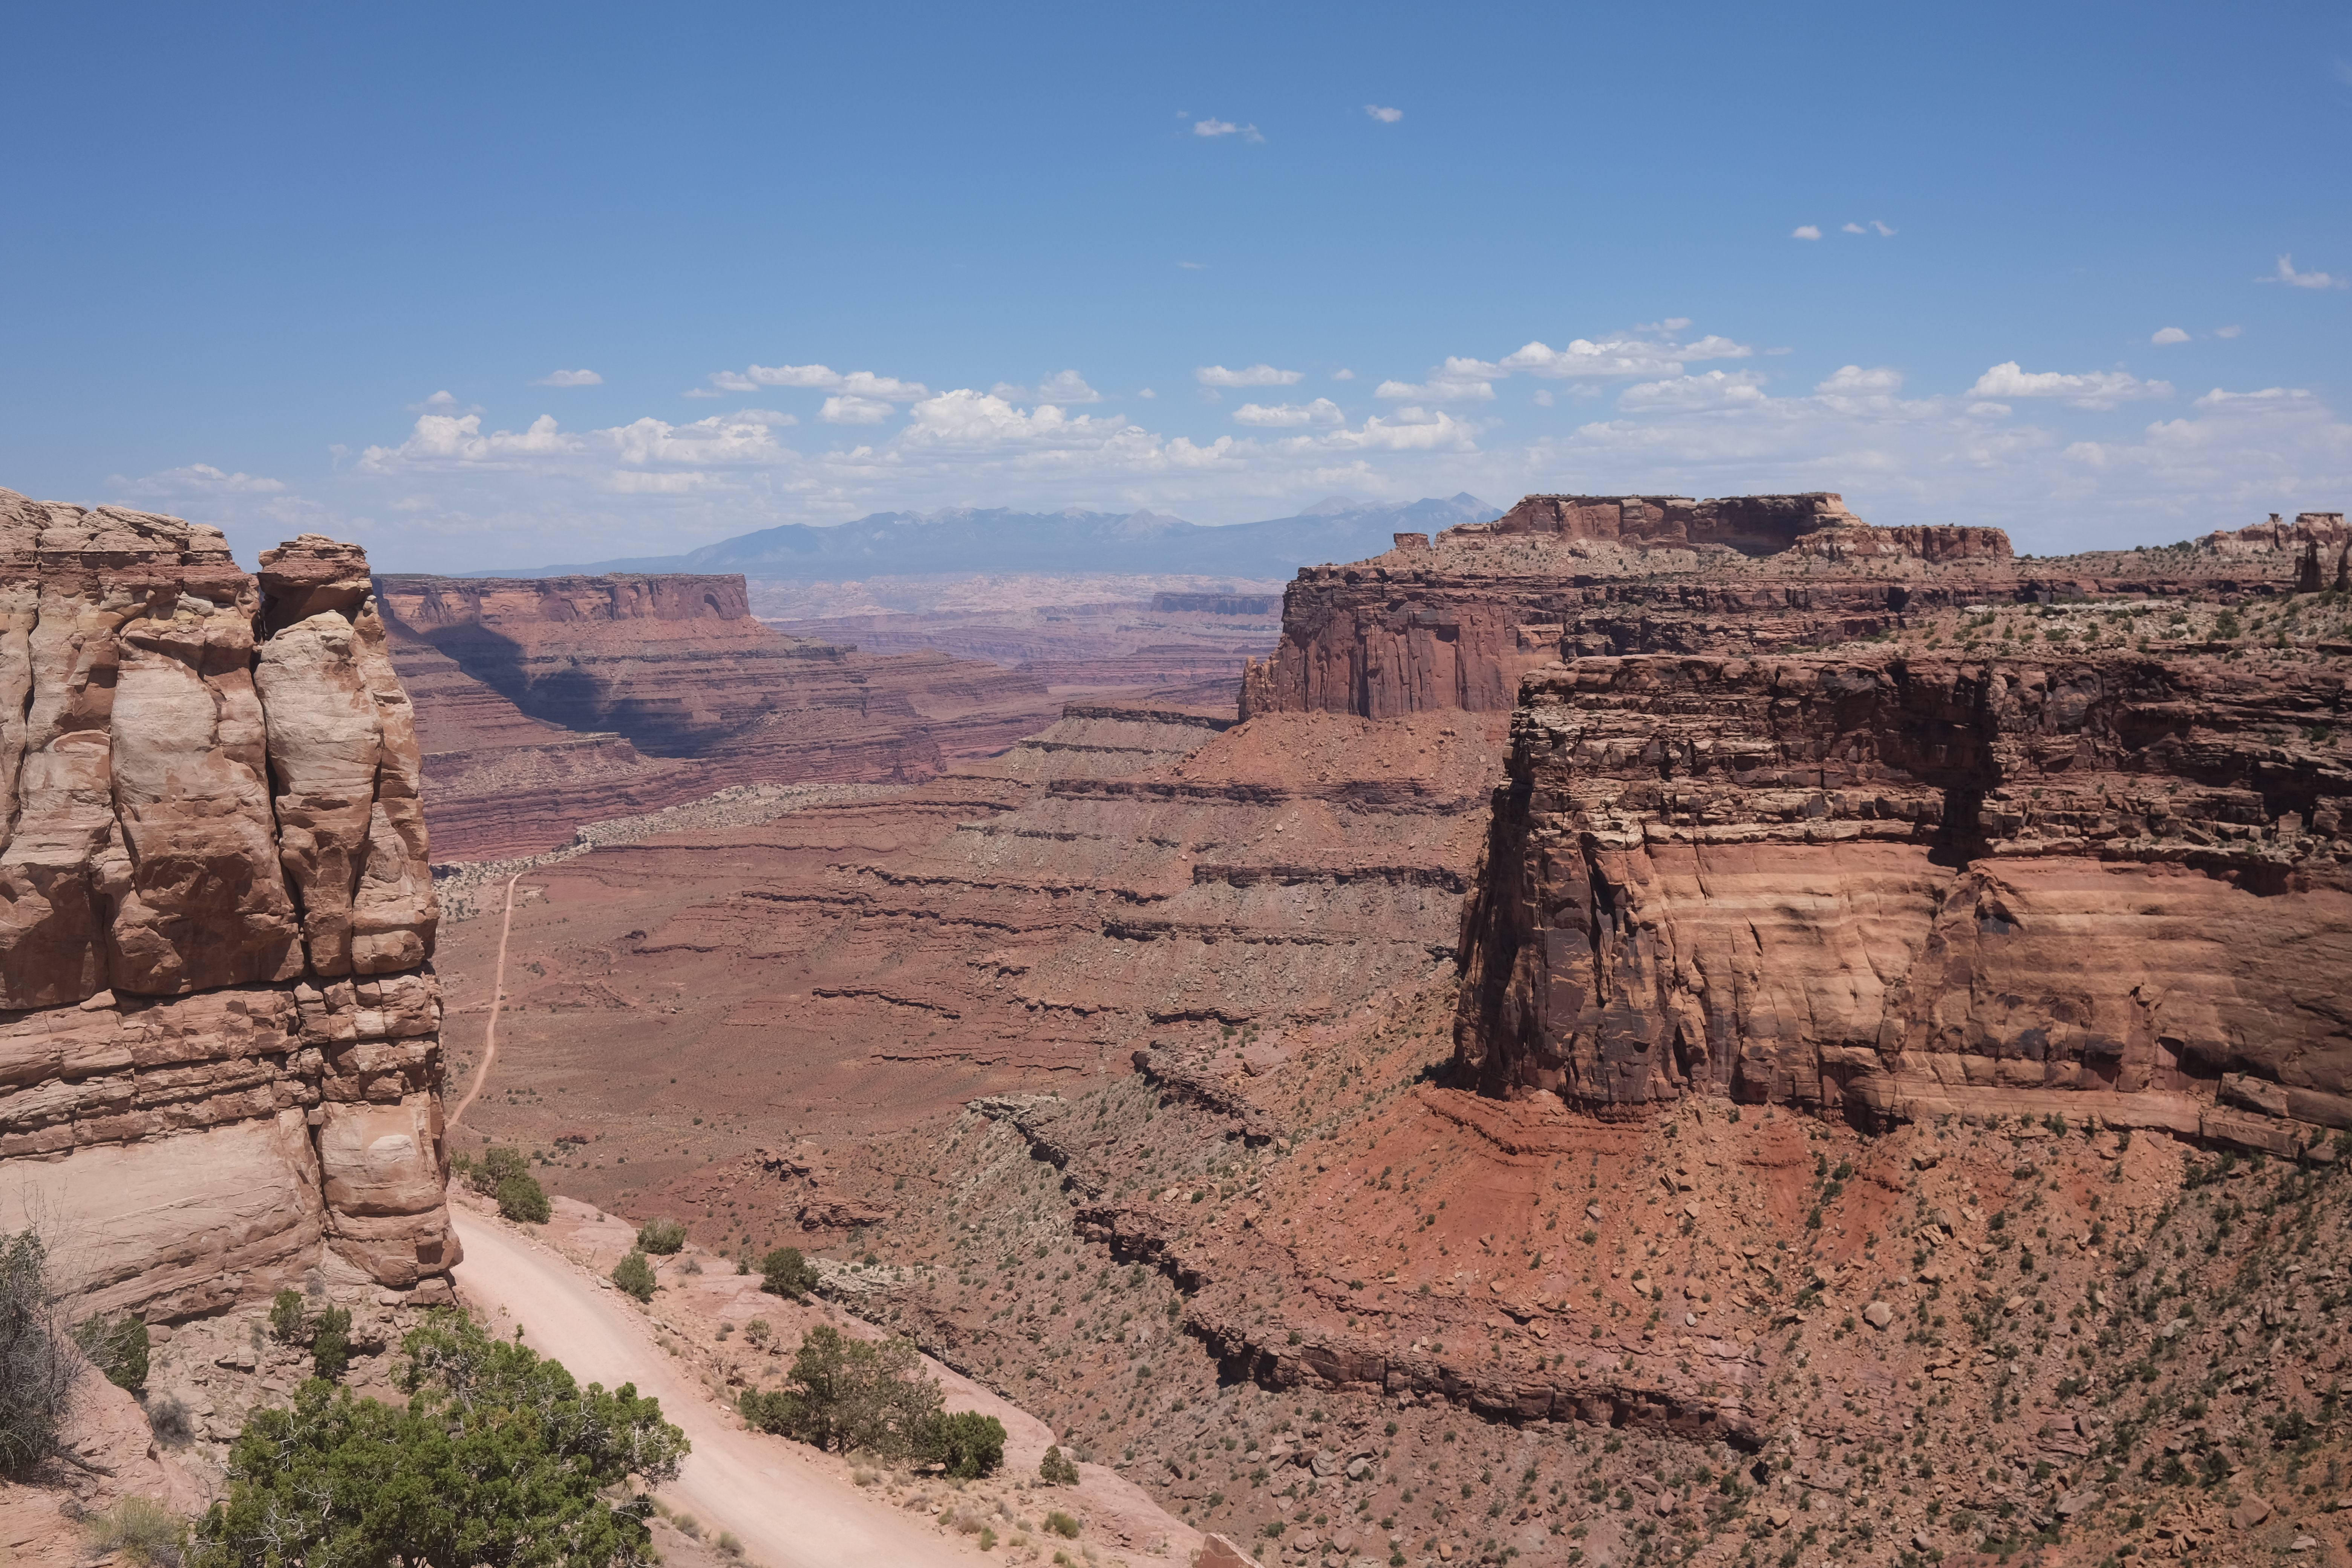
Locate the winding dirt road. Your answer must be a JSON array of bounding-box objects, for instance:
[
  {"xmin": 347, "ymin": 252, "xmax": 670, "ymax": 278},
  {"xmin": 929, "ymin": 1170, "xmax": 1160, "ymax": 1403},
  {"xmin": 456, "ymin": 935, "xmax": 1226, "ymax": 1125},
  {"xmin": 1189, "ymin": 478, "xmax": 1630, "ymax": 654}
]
[
  {"xmin": 446, "ymin": 872, "xmax": 520, "ymax": 1129},
  {"xmin": 451, "ymin": 1210, "xmax": 980, "ymax": 1567}
]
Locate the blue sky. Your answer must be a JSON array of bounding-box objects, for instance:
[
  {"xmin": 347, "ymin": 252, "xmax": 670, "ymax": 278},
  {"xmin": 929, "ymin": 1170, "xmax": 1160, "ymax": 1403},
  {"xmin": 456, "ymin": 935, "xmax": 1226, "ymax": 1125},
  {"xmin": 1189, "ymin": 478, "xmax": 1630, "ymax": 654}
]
[{"xmin": 2, "ymin": 2, "xmax": 2347, "ymax": 572}]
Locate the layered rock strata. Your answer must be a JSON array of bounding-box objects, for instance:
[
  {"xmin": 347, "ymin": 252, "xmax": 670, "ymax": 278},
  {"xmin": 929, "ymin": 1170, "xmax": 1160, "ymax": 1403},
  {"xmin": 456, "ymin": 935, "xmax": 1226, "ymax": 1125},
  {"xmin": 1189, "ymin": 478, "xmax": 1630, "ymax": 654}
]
[
  {"xmin": 1454, "ymin": 649, "xmax": 2352, "ymax": 1156},
  {"xmin": 0, "ymin": 492, "xmax": 453, "ymax": 1319},
  {"xmin": 1240, "ymin": 492, "xmax": 2331, "ymax": 721},
  {"xmin": 376, "ymin": 572, "xmax": 1059, "ymax": 859}
]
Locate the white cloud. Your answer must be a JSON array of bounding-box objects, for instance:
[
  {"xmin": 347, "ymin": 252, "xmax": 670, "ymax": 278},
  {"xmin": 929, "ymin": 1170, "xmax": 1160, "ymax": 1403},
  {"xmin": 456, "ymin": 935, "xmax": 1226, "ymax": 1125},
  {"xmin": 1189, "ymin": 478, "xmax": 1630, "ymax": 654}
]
[
  {"xmin": 1842, "ymin": 222, "xmax": 1867, "ymax": 235},
  {"xmin": 820, "ymin": 395, "xmax": 896, "ymax": 424},
  {"xmin": 1871, "ymin": 220, "xmax": 1896, "ymax": 236},
  {"xmin": 1375, "ymin": 357, "xmax": 1501, "ymax": 403},
  {"xmin": 1792, "ymin": 225, "xmax": 1822, "ymax": 240},
  {"xmin": 1618, "ymin": 370, "xmax": 1770, "ymax": 411},
  {"xmin": 1814, "ymin": 365, "xmax": 1905, "ymax": 396},
  {"xmin": 2192, "ymin": 386, "xmax": 2313, "ymax": 410},
  {"xmin": 1232, "ymin": 399, "xmax": 1344, "ymax": 427},
  {"xmin": 2216, "ymin": 325, "xmax": 2243, "ymax": 338},
  {"xmin": 1838, "ymin": 220, "xmax": 1896, "ymax": 237},
  {"xmin": 707, "ymin": 363, "xmax": 932, "ymax": 401},
  {"xmin": 2150, "ymin": 327, "xmax": 2191, "ymax": 345},
  {"xmin": 111, "ymin": 462, "xmax": 288, "ymax": 496},
  {"xmin": 2263, "ymin": 255, "xmax": 2347, "ymax": 289},
  {"xmin": 297, "ymin": 336, "xmax": 2352, "ymax": 573},
  {"xmin": 1138, "ymin": 387, "xmax": 1157, "ymax": 399},
  {"xmin": 533, "ymin": 369, "xmax": 604, "ymax": 387},
  {"xmin": 681, "ymin": 387, "xmax": 724, "ymax": 399},
  {"xmin": 1532, "ymin": 388, "xmax": 1555, "ymax": 407},
  {"xmin": 989, "ymin": 370, "xmax": 1106, "ymax": 406},
  {"xmin": 1196, "ymin": 363, "xmax": 1304, "ymax": 388},
  {"xmin": 1331, "ymin": 368, "xmax": 1355, "ymax": 381},
  {"xmin": 1177, "ymin": 260, "xmax": 1207, "ymax": 271},
  {"xmin": 1965, "ymin": 361, "xmax": 2174, "ymax": 410},
  {"xmin": 1498, "ymin": 334, "xmax": 1748, "ymax": 380},
  {"xmin": 1365, "ymin": 104, "xmax": 1403, "ymax": 123},
  {"xmin": 1193, "ymin": 118, "xmax": 1262, "ymax": 141},
  {"xmin": 405, "ymin": 390, "xmax": 481, "ymax": 414}
]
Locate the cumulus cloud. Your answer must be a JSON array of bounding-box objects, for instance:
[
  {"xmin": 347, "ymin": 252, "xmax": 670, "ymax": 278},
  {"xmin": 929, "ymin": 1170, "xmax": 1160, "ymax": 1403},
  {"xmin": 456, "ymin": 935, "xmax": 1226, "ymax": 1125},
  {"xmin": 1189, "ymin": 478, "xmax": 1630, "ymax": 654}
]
[
  {"xmin": 1792, "ymin": 225, "xmax": 1822, "ymax": 240},
  {"xmin": 1193, "ymin": 118, "xmax": 1263, "ymax": 141},
  {"xmin": 989, "ymin": 370, "xmax": 1106, "ymax": 405},
  {"xmin": 1365, "ymin": 104, "xmax": 1403, "ymax": 122},
  {"xmin": 405, "ymin": 390, "xmax": 480, "ymax": 414},
  {"xmin": 1331, "ymin": 368, "xmax": 1355, "ymax": 381},
  {"xmin": 820, "ymin": 395, "xmax": 896, "ymax": 424},
  {"xmin": 1618, "ymin": 370, "xmax": 1769, "ymax": 411},
  {"xmin": 707, "ymin": 363, "xmax": 931, "ymax": 401},
  {"xmin": 1375, "ymin": 357, "xmax": 1500, "ymax": 403},
  {"xmin": 2216, "ymin": 325, "xmax": 2243, "ymax": 339},
  {"xmin": 1966, "ymin": 362, "xmax": 2174, "ymax": 410},
  {"xmin": 532, "ymin": 369, "xmax": 604, "ymax": 387},
  {"xmin": 2263, "ymin": 255, "xmax": 2347, "ymax": 289},
  {"xmin": 303, "ymin": 338, "xmax": 2352, "ymax": 573},
  {"xmin": 2151, "ymin": 327, "xmax": 2191, "ymax": 345},
  {"xmin": 1815, "ymin": 365, "xmax": 1905, "ymax": 395},
  {"xmin": 1197, "ymin": 364, "xmax": 1304, "ymax": 388},
  {"xmin": 1232, "ymin": 399, "xmax": 1344, "ymax": 427}
]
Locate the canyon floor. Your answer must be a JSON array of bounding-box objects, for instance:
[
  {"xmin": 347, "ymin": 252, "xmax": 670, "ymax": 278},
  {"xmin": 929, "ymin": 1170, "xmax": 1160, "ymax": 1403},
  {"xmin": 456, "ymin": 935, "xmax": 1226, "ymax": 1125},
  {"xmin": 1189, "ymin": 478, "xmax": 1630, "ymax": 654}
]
[{"xmin": 432, "ymin": 580, "xmax": 2352, "ymax": 1568}]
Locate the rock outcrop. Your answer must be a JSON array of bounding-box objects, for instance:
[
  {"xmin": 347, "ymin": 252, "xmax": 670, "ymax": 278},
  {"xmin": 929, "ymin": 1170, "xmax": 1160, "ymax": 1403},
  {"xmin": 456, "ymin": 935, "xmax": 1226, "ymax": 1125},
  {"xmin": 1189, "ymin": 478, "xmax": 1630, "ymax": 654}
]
[
  {"xmin": 0, "ymin": 491, "xmax": 453, "ymax": 1319},
  {"xmin": 1454, "ymin": 649, "xmax": 2352, "ymax": 1155},
  {"xmin": 1237, "ymin": 492, "xmax": 2331, "ymax": 722},
  {"xmin": 375, "ymin": 572, "xmax": 1060, "ymax": 860}
]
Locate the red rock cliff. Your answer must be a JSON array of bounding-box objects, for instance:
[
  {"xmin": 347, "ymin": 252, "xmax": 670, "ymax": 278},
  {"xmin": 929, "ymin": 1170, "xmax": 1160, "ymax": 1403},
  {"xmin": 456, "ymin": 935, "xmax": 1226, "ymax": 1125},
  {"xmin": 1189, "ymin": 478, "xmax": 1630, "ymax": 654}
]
[
  {"xmin": 0, "ymin": 490, "xmax": 454, "ymax": 1320},
  {"xmin": 375, "ymin": 572, "xmax": 1055, "ymax": 860},
  {"xmin": 1453, "ymin": 649, "xmax": 2352, "ymax": 1156}
]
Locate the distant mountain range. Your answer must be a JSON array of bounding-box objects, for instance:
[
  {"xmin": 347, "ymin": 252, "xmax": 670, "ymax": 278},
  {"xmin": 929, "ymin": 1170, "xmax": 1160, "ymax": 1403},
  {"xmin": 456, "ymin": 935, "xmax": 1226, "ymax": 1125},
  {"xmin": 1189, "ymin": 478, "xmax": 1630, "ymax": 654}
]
[{"xmin": 474, "ymin": 494, "xmax": 1501, "ymax": 582}]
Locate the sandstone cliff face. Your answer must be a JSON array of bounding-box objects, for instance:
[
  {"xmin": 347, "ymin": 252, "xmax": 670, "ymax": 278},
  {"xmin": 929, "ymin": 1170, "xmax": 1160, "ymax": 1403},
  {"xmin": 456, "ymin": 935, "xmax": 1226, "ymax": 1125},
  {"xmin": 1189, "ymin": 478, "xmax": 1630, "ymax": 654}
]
[
  {"xmin": 376, "ymin": 571, "xmax": 1057, "ymax": 860},
  {"xmin": 1453, "ymin": 650, "xmax": 2352, "ymax": 1156},
  {"xmin": 0, "ymin": 490, "xmax": 452, "ymax": 1319}
]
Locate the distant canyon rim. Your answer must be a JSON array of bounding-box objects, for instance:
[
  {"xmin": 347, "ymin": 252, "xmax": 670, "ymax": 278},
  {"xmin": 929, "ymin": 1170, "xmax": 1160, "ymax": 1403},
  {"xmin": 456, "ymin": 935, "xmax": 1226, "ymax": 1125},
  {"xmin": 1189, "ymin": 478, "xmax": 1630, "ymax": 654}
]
[{"xmin": 4, "ymin": 482, "xmax": 2351, "ymax": 1568}]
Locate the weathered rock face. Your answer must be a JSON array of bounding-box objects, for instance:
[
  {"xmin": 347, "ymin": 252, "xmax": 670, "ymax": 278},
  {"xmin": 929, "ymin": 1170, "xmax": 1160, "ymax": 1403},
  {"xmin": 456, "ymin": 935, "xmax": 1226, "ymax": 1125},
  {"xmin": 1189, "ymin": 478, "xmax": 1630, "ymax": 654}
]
[
  {"xmin": 375, "ymin": 571, "xmax": 1059, "ymax": 860},
  {"xmin": 0, "ymin": 490, "xmax": 453, "ymax": 1318},
  {"xmin": 1453, "ymin": 650, "xmax": 2352, "ymax": 1156},
  {"xmin": 1239, "ymin": 494, "xmax": 2022, "ymax": 721}
]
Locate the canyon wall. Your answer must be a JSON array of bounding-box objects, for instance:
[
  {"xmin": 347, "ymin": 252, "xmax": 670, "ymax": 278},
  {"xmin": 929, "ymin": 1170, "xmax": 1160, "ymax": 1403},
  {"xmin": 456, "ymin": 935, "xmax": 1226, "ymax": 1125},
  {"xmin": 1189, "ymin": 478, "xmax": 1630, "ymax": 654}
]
[
  {"xmin": 0, "ymin": 492, "xmax": 454, "ymax": 1319},
  {"xmin": 375, "ymin": 572, "xmax": 1058, "ymax": 860},
  {"xmin": 1453, "ymin": 649, "xmax": 2352, "ymax": 1155},
  {"xmin": 1237, "ymin": 491, "xmax": 2331, "ymax": 722}
]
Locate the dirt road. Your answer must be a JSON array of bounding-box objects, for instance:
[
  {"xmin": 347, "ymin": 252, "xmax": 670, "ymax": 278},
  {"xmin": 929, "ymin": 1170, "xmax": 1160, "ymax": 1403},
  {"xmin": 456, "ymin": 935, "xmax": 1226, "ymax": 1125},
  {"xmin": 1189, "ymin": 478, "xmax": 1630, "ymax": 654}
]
[
  {"xmin": 446, "ymin": 871, "xmax": 519, "ymax": 1129},
  {"xmin": 450, "ymin": 1210, "xmax": 981, "ymax": 1567}
]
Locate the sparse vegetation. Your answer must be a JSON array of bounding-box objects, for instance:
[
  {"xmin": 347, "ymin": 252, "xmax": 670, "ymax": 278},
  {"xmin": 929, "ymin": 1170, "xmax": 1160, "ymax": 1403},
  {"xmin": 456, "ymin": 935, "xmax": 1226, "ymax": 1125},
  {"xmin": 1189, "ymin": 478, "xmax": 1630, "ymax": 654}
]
[
  {"xmin": 612, "ymin": 1250, "xmax": 658, "ymax": 1302},
  {"xmin": 188, "ymin": 1309, "xmax": 684, "ymax": 1568},
  {"xmin": 636, "ymin": 1216, "xmax": 688, "ymax": 1255},
  {"xmin": 758, "ymin": 1245, "xmax": 819, "ymax": 1300},
  {"xmin": 0, "ymin": 1226, "xmax": 80, "ymax": 1477}
]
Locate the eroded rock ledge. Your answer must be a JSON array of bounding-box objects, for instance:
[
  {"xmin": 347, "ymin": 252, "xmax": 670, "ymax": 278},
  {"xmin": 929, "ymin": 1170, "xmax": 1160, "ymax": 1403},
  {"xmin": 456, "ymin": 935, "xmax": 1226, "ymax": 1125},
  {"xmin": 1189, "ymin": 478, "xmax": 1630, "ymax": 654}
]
[
  {"xmin": 1453, "ymin": 650, "xmax": 2352, "ymax": 1156},
  {"xmin": 0, "ymin": 489, "xmax": 453, "ymax": 1318}
]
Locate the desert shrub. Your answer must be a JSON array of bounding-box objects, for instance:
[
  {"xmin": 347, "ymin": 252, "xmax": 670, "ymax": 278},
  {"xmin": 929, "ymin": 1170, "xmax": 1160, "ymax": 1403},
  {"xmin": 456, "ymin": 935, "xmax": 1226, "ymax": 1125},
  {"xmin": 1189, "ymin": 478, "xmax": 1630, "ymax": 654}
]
[
  {"xmin": 495, "ymin": 1172, "xmax": 551, "ymax": 1224},
  {"xmin": 637, "ymin": 1217, "xmax": 688, "ymax": 1255},
  {"xmin": 0, "ymin": 1227, "xmax": 78, "ymax": 1477},
  {"xmin": 267, "ymin": 1289, "xmax": 306, "ymax": 1344},
  {"xmin": 189, "ymin": 1309, "xmax": 684, "ymax": 1568},
  {"xmin": 674, "ymin": 1513, "xmax": 702, "ymax": 1540},
  {"xmin": 759, "ymin": 1246, "xmax": 819, "ymax": 1300},
  {"xmin": 1045, "ymin": 1509, "xmax": 1080, "ymax": 1539},
  {"xmin": 717, "ymin": 1531, "xmax": 744, "ymax": 1559},
  {"xmin": 744, "ymin": 1318, "xmax": 772, "ymax": 1348},
  {"xmin": 308, "ymin": 1305, "xmax": 353, "ymax": 1383},
  {"xmin": 74, "ymin": 1312, "xmax": 150, "ymax": 1392},
  {"xmin": 612, "ymin": 1251, "xmax": 658, "ymax": 1303},
  {"xmin": 1038, "ymin": 1442, "xmax": 1081, "ymax": 1485},
  {"xmin": 462, "ymin": 1145, "xmax": 528, "ymax": 1197},
  {"xmin": 917, "ymin": 1410, "xmax": 1008, "ymax": 1479},
  {"xmin": 85, "ymin": 1496, "xmax": 187, "ymax": 1566},
  {"xmin": 144, "ymin": 1392, "xmax": 196, "ymax": 1448},
  {"xmin": 737, "ymin": 1325, "xmax": 942, "ymax": 1458}
]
